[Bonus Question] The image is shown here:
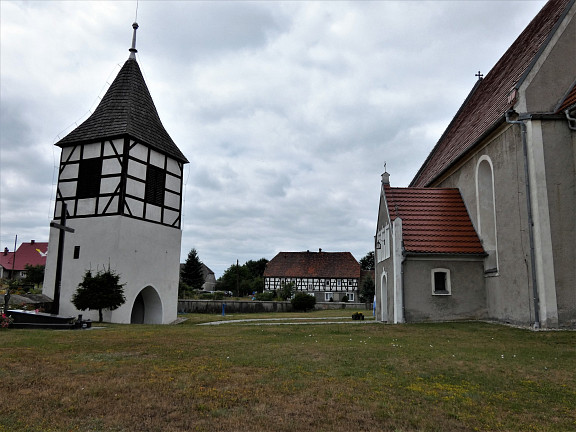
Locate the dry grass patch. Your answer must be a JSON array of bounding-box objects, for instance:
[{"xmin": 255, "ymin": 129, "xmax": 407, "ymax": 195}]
[{"xmin": 0, "ymin": 316, "xmax": 574, "ymax": 431}]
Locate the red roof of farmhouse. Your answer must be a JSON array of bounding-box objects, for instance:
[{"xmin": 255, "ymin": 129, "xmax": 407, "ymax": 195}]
[
  {"xmin": 264, "ymin": 252, "xmax": 361, "ymax": 279},
  {"xmin": 410, "ymin": 0, "xmax": 572, "ymax": 187},
  {"xmin": 0, "ymin": 241, "xmax": 48, "ymax": 271},
  {"xmin": 384, "ymin": 186, "xmax": 485, "ymax": 255}
]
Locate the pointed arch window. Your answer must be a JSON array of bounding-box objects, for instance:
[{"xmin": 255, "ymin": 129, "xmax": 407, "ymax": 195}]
[{"xmin": 476, "ymin": 156, "xmax": 499, "ymax": 274}]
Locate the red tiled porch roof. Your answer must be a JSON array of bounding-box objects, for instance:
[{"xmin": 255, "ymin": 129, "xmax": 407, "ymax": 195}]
[
  {"xmin": 384, "ymin": 186, "xmax": 485, "ymax": 255},
  {"xmin": 264, "ymin": 252, "xmax": 360, "ymax": 279},
  {"xmin": 557, "ymin": 83, "xmax": 576, "ymax": 112}
]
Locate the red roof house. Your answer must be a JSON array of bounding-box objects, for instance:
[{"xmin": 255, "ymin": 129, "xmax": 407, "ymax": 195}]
[
  {"xmin": 0, "ymin": 240, "xmax": 48, "ymax": 279},
  {"xmin": 264, "ymin": 251, "xmax": 361, "ymax": 302}
]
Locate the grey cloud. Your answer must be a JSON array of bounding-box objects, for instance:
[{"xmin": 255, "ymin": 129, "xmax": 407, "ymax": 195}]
[
  {"xmin": 142, "ymin": 2, "xmax": 289, "ymax": 61},
  {"xmin": 0, "ymin": 0, "xmax": 547, "ymax": 275}
]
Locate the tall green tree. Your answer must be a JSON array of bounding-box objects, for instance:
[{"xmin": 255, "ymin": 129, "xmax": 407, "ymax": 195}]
[
  {"xmin": 181, "ymin": 248, "xmax": 204, "ymax": 290},
  {"xmin": 359, "ymin": 251, "xmax": 375, "ymax": 270},
  {"xmin": 71, "ymin": 268, "xmax": 126, "ymax": 322},
  {"xmin": 217, "ymin": 258, "xmax": 268, "ymax": 296},
  {"xmin": 359, "ymin": 275, "xmax": 375, "ymax": 303}
]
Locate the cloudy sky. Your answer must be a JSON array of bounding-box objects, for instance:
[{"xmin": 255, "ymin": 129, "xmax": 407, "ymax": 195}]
[{"xmin": 1, "ymin": 0, "xmax": 546, "ymax": 277}]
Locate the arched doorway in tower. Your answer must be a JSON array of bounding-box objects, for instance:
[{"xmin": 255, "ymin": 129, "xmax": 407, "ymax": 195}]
[{"xmin": 130, "ymin": 286, "xmax": 163, "ymax": 324}]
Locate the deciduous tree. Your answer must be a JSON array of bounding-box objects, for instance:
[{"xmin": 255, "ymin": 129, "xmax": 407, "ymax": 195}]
[
  {"xmin": 217, "ymin": 258, "xmax": 269, "ymax": 296},
  {"xmin": 359, "ymin": 251, "xmax": 375, "ymax": 270},
  {"xmin": 23, "ymin": 264, "xmax": 45, "ymax": 288},
  {"xmin": 359, "ymin": 275, "xmax": 375, "ymax": 303}
]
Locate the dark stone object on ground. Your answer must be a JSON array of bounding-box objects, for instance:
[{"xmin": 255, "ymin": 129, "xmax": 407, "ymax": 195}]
[{"xmin": 7, "ymin": 310, "xmax": 91, "ymax": 330}]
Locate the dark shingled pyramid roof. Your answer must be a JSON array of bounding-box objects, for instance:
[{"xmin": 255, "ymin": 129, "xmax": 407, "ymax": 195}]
[{"xmin": 56, "ymin": 58, "xmax": 188, "ymax": 163}]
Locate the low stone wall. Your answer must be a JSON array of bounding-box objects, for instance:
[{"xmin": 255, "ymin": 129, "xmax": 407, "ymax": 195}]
[{"xmin": 178, "ymin": 300, "xmax": 373, "ymax": 314}]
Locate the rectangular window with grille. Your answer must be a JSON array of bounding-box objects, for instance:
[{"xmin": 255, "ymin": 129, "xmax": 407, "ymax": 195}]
[
  {"xmin": 145, "ymin": 165, "xmax": 166, "ymax": 206},
  {"xmin": 77, "ymin": 158, "xmax": 102, "ymax": 198}
]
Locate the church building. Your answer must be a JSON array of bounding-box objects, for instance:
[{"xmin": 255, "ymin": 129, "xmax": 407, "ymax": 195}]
[
  {"xmin": 43, "ymin": 23, "xmax": 188, "ymax": 324},
  {"xmin": 375, "ymin": 0, "xmax": 575, "ymax": 328}
]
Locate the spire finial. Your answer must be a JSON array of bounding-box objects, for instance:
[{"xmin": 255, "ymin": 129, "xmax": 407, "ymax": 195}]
[{"xmin": 129, "ymin": 22, "xmax": 139, "ymax": 59}]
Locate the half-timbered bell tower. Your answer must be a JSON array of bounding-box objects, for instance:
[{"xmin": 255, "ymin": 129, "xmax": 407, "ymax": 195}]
[{"xmin": 43, "ymin": 23, "xmax": 188, "ymax": 324}]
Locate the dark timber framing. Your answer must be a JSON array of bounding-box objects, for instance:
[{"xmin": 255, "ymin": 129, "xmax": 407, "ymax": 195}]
[{"xmin": 54, "ymin": 137, "xmax": 184, "ymax": 229}]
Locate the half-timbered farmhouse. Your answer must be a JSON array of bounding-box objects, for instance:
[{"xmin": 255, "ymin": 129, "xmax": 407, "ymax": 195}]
[
  {"xmin": 375, "ymin": 0, "xmax": 576, "ymax": 328},
  {"xmin": 264, "ymin": 251, "xmax": 361, "ymax": 302},
  {"xmin": 43, "ymin": 24, "xmax": 188, "ymax": 324}
]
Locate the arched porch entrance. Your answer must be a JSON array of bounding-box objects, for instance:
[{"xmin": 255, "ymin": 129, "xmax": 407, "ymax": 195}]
[
  {"xmin": 130, "ymin": 286, "xmax": 163, "ymax": 324},
  {"xmin": 381, "ymin": 272, "xmax": 388, "ymax": 322}
]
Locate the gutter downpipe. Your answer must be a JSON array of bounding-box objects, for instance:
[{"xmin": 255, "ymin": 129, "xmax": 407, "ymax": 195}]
[
  {"xmin": 505, "ymin": 110, "xmax": 540, "ymax": 329},
  {"xmin": 565, "ymin": 108, "xmax": 576, "ymax": 131}
]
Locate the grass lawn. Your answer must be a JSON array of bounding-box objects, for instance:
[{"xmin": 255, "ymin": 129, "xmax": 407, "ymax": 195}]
[{"xmin": 0, "ymin": 312, "xmax": 574, "ymax": 432}]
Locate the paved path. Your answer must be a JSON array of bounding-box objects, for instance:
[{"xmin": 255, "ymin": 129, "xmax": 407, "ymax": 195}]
[{"xmin": 198, "ymin": 317, "xmax": 374, "ymax": 326}]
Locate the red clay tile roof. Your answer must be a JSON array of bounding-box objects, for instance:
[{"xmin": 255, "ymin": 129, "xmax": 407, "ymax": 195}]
[
  {"xmin": 557, "ymin": 83, "xmax": 576, "ymax": 112},
  {"xmin": 0, "ymin": 251, "xmax": 15, "ymax": 270},
  {"xmin": 0, "ymin": 242, "xmax": 48, "ymax": 271},
  {"xmin": 411, "ymin": 0, "xmax": 572, "ymax": 187},
  {"xmin": 384, "ymin": 186, "xmax": 485, "ymax": 255},
  {"xmin": 57, "ymin": 59, "xmax": 188, "ymax": 163},
  {"xmin": 264, "ymin": 252, "xmax": 360, "ymax": 279}
]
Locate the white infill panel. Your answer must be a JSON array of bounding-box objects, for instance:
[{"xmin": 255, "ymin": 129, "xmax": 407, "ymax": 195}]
[
  {"xmin": 102, "ymin": 158, "xmax": 122, "ymax": 175},
  {"xmin": 126, "ymin": 178, "xmax": 145, "ymax": 199},
  {"xmin": 77, "ymin": 198, "xmax": 97, "ymax": 215},
  {"xmin": 82, "ymin": 142, "xmax": 100, "ymax": 159},
  {"xmin": 146, "ymin": 204, "xmax": 162, "ymax": 222},
  {"xmin": 59, "ymin": 163, "xmax": 79, "ymax": 180},
  {"xmin": 126, "ymin": 198, "xmax": 144, "ymax": 218},
  {"xmin": 128, "ymin": 159, "xmax": 146, "ymax": 179}
]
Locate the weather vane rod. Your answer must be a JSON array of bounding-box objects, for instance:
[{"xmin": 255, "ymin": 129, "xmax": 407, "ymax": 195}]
[{"xmin": 129, "ymin": 22, "xmax": 139, "ymax": 59}]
